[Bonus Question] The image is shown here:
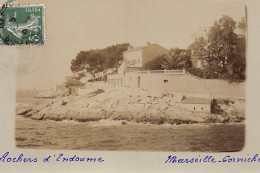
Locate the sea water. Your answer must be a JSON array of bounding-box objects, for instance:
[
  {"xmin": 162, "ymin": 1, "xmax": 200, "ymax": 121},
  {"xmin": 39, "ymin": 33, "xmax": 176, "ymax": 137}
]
[{"xmin": 15, "ymin": 116, "xmax": 244, "ymax": 152}]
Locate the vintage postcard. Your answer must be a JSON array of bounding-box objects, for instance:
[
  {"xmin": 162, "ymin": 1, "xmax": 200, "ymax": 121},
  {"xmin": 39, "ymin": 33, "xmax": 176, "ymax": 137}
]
[{"xmin": 0, "ymin": 0, "xmax": 260, "ymax": 172}]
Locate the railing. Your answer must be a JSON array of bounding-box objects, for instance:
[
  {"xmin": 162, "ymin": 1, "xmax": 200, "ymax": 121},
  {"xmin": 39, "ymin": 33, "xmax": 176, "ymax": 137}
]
[
  {"xmin": 126, "ymin": 69, "xmax": 202, "ymax": 80},
  {"xmin": 127, "ymin": 69, "xmax": 185, "ymax": 75}
]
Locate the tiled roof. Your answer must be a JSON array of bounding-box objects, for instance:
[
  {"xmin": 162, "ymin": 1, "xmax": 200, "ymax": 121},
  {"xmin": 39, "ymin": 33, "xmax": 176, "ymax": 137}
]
[
  {"xmin": 123, "ymin": 46, "xmax": 147, "ymax": 53},
  {"xmin": 181, "ymin": 97, "xmax": 212, "ymax": 104}
]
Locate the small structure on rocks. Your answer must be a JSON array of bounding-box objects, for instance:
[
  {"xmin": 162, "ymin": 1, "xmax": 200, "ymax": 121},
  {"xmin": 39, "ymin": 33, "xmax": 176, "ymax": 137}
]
[{"xmin": 180, "ymin": 96, "xmax": 212, "ymax": 113}]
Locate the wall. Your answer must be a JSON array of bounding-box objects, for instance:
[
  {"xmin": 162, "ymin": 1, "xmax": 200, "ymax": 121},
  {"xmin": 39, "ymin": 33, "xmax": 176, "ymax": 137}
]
[
  {"xmin": 107, "ymin": 74, "xmax": 124, "ymax": 86},
  {"xmin": 118, "ymin": 61, "xmax": 125, "ymax": 74},
  {"xmin": 139, "ymin": 74, "xmax": 205, "ymax": 95},
  {"xmin": 179, "ymin": 103, "xmax": 211, "ymax": 113},
  {"xmin": 201, "ymin": 79, "xmax": 245, "ymax": 99},
  {"xmin": 124, "ymin": 67, "xmax": 142, "ymax": 73},
  {"xmin": 142, "ymin": 43, "xmax": 169, "ymax": 65},
  {"xmin": 123, "ymin": 50, "xmax": 142, "ymax": 67},
  {"xmin": 108, "ymin": 72, "xmax": 245, "ymax": 99},
  {"xmin": 138, "ymin": 74, "xmax": 245, "ymax": 99},
  {"xmin": 124, "ymin": 73, "xmax": 139, "ymax": 88}
]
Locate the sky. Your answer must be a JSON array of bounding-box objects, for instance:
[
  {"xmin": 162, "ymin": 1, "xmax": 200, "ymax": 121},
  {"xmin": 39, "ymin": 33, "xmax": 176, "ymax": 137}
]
[{"xmin": 15, "ymin": 0, "xmax": 246, "ymax": 89}]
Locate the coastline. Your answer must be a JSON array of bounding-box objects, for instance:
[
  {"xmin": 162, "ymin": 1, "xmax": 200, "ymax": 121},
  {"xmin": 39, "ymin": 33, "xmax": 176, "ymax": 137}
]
[{"xmin": 16, "ymin": 85, "xmax": 245, "ymax": 125}]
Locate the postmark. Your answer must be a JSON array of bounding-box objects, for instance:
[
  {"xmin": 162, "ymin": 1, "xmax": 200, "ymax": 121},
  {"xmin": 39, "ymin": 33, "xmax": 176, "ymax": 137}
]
[{"xmin": 0, "ymin": 4, "xmax": 45, "ymax": 46}]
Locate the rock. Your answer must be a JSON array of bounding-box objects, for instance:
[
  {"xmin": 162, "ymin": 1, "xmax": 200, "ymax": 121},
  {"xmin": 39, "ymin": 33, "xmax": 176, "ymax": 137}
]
[
  {"xmin": 19, "ymin": 83, "xmax": 245, "ymax": 126},
  {"xmin": 144, "ymin": 104, "xmax": 151, "ymax": 109},
  {"xmin": 157, "ymin": 103, "xmax": 169, "ymax": 110},
  {"xmin": 223, "ymin": 117, "xmax": 230, "ymax": 123},
  {"xmin": 22, "ymin": 109, "xmax": 37, "ymax": 117},
  {"xmin": 16, "ymin": 108, "xmax": 32, "ymax": 115},
  {"xmin": 213, "ymin": 117, "xmax": 223, "ymax": 123},
  {"xmin": 30, "ymin": 113, "xmax": 45, "ymax": 120},
  {"xmin": 88, "ymin": 101, "xmax": 101, "ymax": 109},
  {"xmin": 42, "ymin": 114, "xmax": 59, "ymax": 121},
  {"xmin": 61, "ymin": 101, "xmax": 67, "ymax": 105},
  {"xmin": 127, "ymin": 97, "xmax": 141, "ymax": 104},
  {"xmin": 35, "ymin": 90, "xmax": 56, "ymax": 98},
  {"xmin": 87, "ymin": 89, "xmax": 105, "ymax": 98},
  {"xmin": 204, "ymin": 118, "xmax": 216, "ymax": 123},
  {"xmin": 216, "ymin": 114, "xmax": 225, "ymax": 122}
]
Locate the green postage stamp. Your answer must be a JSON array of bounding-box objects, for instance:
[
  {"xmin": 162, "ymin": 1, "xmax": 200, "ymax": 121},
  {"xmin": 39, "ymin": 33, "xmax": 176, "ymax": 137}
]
[{"xmin": 0, "ymin": 4, "xmax": 45, "ymax": 45}]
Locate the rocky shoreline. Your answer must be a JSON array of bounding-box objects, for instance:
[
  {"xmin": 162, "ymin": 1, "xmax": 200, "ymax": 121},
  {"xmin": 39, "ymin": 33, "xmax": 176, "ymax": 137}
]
[{"xmin": 16, "ymin": 87, "xmax": 245, "ymax": 125}]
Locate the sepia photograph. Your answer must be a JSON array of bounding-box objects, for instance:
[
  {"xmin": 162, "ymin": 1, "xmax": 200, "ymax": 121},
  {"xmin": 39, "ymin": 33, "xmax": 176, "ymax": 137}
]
[{"xmin": 14, "ymin": 0, "xmax": 246, "ymax": 152}]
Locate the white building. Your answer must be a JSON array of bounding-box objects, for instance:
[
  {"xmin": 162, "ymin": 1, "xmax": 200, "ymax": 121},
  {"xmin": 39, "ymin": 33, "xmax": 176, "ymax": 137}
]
[
  {"xmin": 118, "ymin": 42, "xmax": 169, "ymax": 74},
  {"xmin": 108, "ymin": 42, "xmax": 169, "ymax": 87},
  {"xmin": 180, "ymin": 96, "xmax": 212, "ymax": 113}
]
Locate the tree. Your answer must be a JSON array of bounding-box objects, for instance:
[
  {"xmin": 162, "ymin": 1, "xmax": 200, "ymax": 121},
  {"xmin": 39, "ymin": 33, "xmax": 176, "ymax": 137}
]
[
  {"xmin": 206, "ymin": 15, "xmax": 240, "ymax": 79},
  {"xmin": 234, "ymin": 17, "xmax": 246, "ymax": 80},
  {"xmin": 143, "ymin": 48, "xmax": 191, "ymax": 70},
  {"xmin": 70, "ymin": 43, "xmax": 130, "ymax": 80},
  {"xmin": 143, "ymin": 54, "xmax": 166, "ymax": 70},
  {"xmin": 188, "ymin": 37, "xmax": 207, "ymax": 61},
  {"xmin": 161, "ymin": 48, "xmax": 191, "ymax": 69},
  {"xmin": 64, "ymin": 76, "xmax": 83, "ymax": 88},
  {"xmin": 102, "ymin": 43, "xmax": 130, "ymax": 73},
  {"xmin": 186, "ymin": 15, "xmax": 246, "ymax": 81},
  {"xmin": 71, "ymin": 51, "xmax": 106, "ymax": 81}
]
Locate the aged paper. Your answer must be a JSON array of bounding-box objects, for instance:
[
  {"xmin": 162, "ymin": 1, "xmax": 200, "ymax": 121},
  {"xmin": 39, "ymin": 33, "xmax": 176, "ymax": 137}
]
[{"xmin": 0, "ymin": 0, "xmax": 260, "ymax": 172}]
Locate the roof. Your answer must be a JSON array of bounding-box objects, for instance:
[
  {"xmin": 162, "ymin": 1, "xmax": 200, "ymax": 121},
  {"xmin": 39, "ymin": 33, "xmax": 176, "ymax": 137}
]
[
  {"xmin": 123, "ymin": 46, "xmax": 147, "ymax": 53},
  {"xmin": 181, "ymin": 97, "xmax": 212, "ymax": 104}
]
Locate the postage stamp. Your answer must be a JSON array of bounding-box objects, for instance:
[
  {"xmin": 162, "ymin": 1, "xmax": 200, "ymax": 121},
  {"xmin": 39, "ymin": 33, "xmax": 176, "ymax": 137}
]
[{"xmin": 0, "ymin": 4, "xmax": 45, "ymax": 46}]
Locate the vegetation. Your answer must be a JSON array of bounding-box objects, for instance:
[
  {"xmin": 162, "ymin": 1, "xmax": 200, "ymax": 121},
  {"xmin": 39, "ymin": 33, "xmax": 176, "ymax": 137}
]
[
  {"xmin": 64, "ymin": 76, "xmax": 83, "ymax": 88},
  {"xmin": 143, "ymin": 48, "xmax": 191, "ymax": 70},
  {"xmin": 205, "ymin": 15, "xmax": 246, "ymax": 81},
  {"xmin": 188, "ymin": 37, "xmax": 207, "ymax": 61},
  {"xmin": 71, "ymin": 15, "xmax": 246, "ymax": 82},
  {"xmin": 144, "ymin": 15, "xmax": 246, "ymax": 81},
  {"xmin": 70, "ymin": 43, "xmax": 130, "ymax": 80}
]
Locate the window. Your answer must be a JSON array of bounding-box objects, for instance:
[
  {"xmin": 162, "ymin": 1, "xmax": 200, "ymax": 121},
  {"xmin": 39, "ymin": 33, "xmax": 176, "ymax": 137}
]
[
  {"xmin": 194, "ymin": 107, "xmax": 195, "ymax": 110},
  {"xmin": 164, "ymin": 80, "xmax": 168, "ymax": 83},
  {"xmin": 201, "ymin": 107, "xmax": 203, "ymax": 110}
]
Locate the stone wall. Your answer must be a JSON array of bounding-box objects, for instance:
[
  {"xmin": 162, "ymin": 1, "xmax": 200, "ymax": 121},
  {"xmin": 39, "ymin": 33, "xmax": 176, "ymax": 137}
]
[
  {"xmin": 135, "ymin": 73, "xmax": 245, "ymax": 99},
  {"xmin": 108, "ymin": 72, "xmax": 245, "ymax": 99}
]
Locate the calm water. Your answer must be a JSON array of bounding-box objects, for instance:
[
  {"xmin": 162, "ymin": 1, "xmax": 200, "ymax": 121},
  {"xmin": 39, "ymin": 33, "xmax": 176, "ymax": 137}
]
[
  {"xmin": 15, "ymin": 97, "xmax": 245, "ymax": 152},
  {"xmin": 15, "ymin": 116, "xmax": 245, "ymax": 152}
]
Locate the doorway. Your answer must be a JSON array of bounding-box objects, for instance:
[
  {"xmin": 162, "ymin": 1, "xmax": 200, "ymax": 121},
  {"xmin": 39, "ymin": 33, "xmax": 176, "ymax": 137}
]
[{"xmin": 138, "ymin": 76, "xmax": 140, "ymax": 88}]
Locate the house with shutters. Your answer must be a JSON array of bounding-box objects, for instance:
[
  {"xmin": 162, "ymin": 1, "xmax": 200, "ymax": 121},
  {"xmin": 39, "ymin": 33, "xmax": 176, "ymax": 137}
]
[{"xmin": 107, "ymin": 42, "xmax": 169, "ymax": 86}]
